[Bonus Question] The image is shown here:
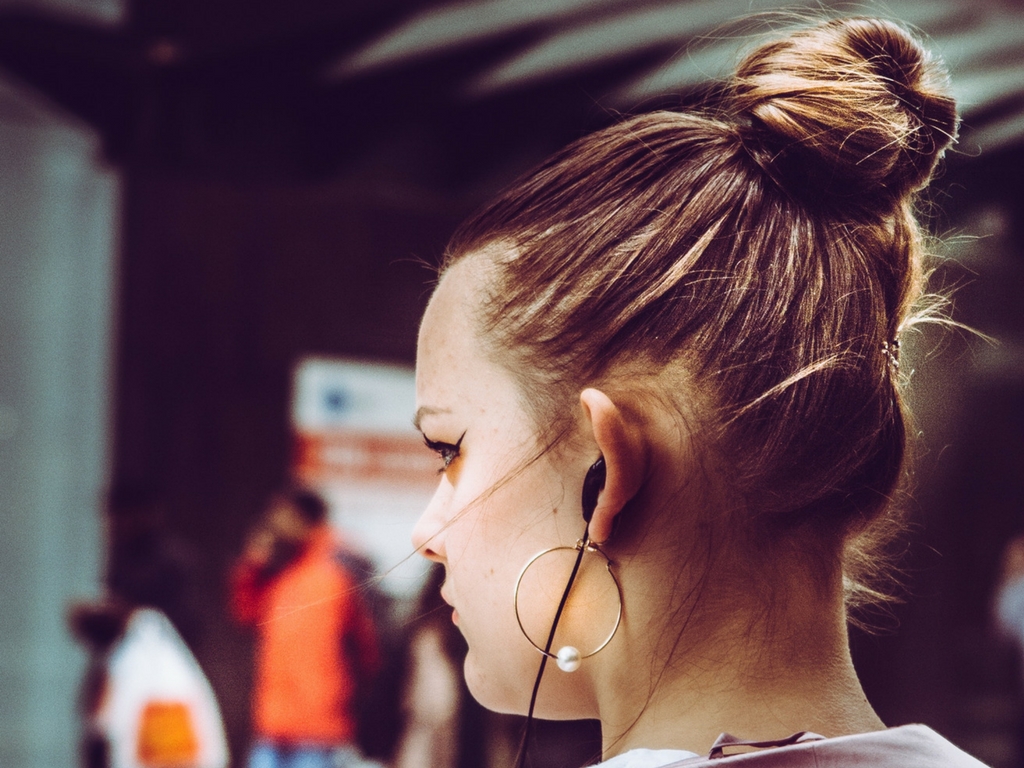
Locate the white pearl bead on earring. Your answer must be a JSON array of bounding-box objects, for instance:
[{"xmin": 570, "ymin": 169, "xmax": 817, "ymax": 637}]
[{"xmin": 556, "ymin": 645, "xmax": 582, "ymax": 672}]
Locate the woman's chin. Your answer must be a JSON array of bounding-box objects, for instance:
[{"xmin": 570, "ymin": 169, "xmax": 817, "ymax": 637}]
[
  {"xmin": 463, "ymin": 654, "xmax": 533, "ymax": 716},
  {"xmin": 463, "ymin": 651, "xmax": 594, "ymax": 720}
]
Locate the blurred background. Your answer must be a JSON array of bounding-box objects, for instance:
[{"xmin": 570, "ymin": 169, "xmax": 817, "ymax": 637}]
[{"xmin": 1, "ymin": 0, "xmax": 1022, "ymax": 766}]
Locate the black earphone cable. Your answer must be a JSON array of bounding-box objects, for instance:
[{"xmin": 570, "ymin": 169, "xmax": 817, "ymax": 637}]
[
  {"xmin": 515, "ymin": 457, "xmax": 604, "ymax": 768},
  {"xmin": 514, "ymin": 529, "xmax": 589, "ymax": 768}
]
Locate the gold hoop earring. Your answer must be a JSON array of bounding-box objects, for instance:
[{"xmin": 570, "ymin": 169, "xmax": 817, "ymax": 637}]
[{"xmin": 513, "ymin": 539, "xmax": 622, "ymax": 672}]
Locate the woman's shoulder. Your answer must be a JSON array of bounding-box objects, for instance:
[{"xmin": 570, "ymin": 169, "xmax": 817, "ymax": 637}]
[{"xmin": 652, "ymin": 726, "xmax": 989, "ymax": 768}]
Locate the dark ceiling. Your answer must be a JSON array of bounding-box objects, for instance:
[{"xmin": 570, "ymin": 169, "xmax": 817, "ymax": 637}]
[{"xmin": 0, "ymin": 0, "xmax": 1021, "ymax": 190}]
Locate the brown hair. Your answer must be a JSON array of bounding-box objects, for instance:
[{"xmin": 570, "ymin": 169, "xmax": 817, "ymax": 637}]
[{"xmin": 442, "ymin": 18, "xmax": 958, "ymax": 612}]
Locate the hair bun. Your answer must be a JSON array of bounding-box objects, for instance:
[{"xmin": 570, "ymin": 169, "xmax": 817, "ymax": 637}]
[{"xmin": 730, "ymin": 17, "xmax": 958, "ymax": 212}]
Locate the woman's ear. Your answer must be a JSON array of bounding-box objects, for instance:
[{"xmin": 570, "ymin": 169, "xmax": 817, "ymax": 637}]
[{"xmin": 579, "ymin": 388, "xmax": 649, "ymax": 544}]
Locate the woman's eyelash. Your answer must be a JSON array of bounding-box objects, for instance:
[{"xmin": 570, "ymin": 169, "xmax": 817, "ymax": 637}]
[{"xmin": 423, "ymin": 432, "xmax": 466, "ymax": 473}]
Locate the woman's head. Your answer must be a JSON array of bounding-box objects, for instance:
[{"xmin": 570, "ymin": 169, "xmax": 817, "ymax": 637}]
[
  {"xmin": 413, "ymin": 16, "xmax": 957, "ymax": 716},
  {"xmin": 413, "ymin": 258, "xmax": 615, "ymax": 715}
]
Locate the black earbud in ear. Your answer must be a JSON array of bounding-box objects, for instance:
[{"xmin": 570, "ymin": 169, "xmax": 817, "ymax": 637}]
[{"xmin": 581, "ymin": 456, "xmax": 606, "ymax": 524}]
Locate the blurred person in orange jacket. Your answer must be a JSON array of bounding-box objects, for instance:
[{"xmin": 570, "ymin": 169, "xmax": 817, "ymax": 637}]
[{"xmin": 231, "ymin": 486, "xmax": 381, "ymax": 768}]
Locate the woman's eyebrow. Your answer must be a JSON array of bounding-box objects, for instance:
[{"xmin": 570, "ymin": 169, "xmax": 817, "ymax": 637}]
[{"xmin": 412, "ymin": 406, "xmax": 451, "ymax": 432}]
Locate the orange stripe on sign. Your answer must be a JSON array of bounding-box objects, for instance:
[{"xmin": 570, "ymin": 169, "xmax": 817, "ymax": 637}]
[{"xmin": 292, "ymin": 430, "xmax": 439, "ymax": 489}]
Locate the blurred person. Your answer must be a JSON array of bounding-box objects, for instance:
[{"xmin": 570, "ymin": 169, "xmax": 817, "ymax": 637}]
[
  {"xmin": 394, "ymin": 564, "xmax": 506, "ymax": 768},
  {"xmin": 106, "ymin": 482, "xmax": 201, "ymax": 649},
  {"xmin": 995, "ymin": 535, "xmax": 1024, "ymax": 768},
  {"xmin": 996, "ymin": 536, "xmax": 1024, "ymax": 642},
  {"xmin": 68, "ymin": 600, "xmax": 229, "ymax": 768},
  {"xmin": 410, "ymin": 16, "xmax": 990, "ymax": 768},
  {"xmin": 230, "ymin": 486, "xmax": 381, "ymax": 768},
  {"xmin": 69, "ymin": 599, "xmax": 130, "ymax": 768},
  {"xmin": 70, "ymin": 481, "xmax": 224, "ymax": 768},
  {"xmin": 393, "ymin": 564, "xmax": 464, "ymax": 768}
]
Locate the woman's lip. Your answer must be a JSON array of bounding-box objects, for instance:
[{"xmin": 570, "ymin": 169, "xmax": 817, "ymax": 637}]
[{"xmin": 440, "ymin": 588, "xmax": 458, "ymax": 624}]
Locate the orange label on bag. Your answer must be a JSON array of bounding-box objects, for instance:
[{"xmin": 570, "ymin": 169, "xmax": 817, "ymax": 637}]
[{"xmin": 136, "ymin": 700, "xmax": 199, "ymax": 766}]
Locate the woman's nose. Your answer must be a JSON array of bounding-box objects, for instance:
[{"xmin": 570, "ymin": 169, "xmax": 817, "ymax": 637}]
[{"xmin": 411, "ymin": 485, "xmax": 448, "ymax": 562}]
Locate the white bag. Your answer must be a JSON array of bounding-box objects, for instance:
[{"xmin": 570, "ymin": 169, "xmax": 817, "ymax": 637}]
[{"xmin": 97, "ymin": 608, "xmax": 229, "ymax": 768}]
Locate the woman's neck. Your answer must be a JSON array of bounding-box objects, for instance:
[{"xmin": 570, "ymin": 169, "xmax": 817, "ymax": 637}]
[{"xmin": 594, "ymin": 562, "xmax": 884, "ymax": 759}]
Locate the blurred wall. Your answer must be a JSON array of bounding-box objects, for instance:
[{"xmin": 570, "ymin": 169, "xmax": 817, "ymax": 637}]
[{"xmin": 0, "ymin": 82, "xmax": 119, "ymax": 767}]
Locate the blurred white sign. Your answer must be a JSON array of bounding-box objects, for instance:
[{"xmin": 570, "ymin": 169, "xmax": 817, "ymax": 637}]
[{"xmin": 291, "ymin": 357, "xmax": 435, "ymax": 599}]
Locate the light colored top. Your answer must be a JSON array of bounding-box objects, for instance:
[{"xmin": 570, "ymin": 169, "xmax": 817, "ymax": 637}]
[
  {"xmin": 587, "ymin": 725, "xmax": 988, "ymax": 767},
  {"xmin": 589, "ymin": 748, "xmax": 699, "ymax": 767}
]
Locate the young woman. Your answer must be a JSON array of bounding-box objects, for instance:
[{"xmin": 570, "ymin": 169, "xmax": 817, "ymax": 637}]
[{"xmin": 411, "ymin": 16, "xmax": 988, "ymax": 768}]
